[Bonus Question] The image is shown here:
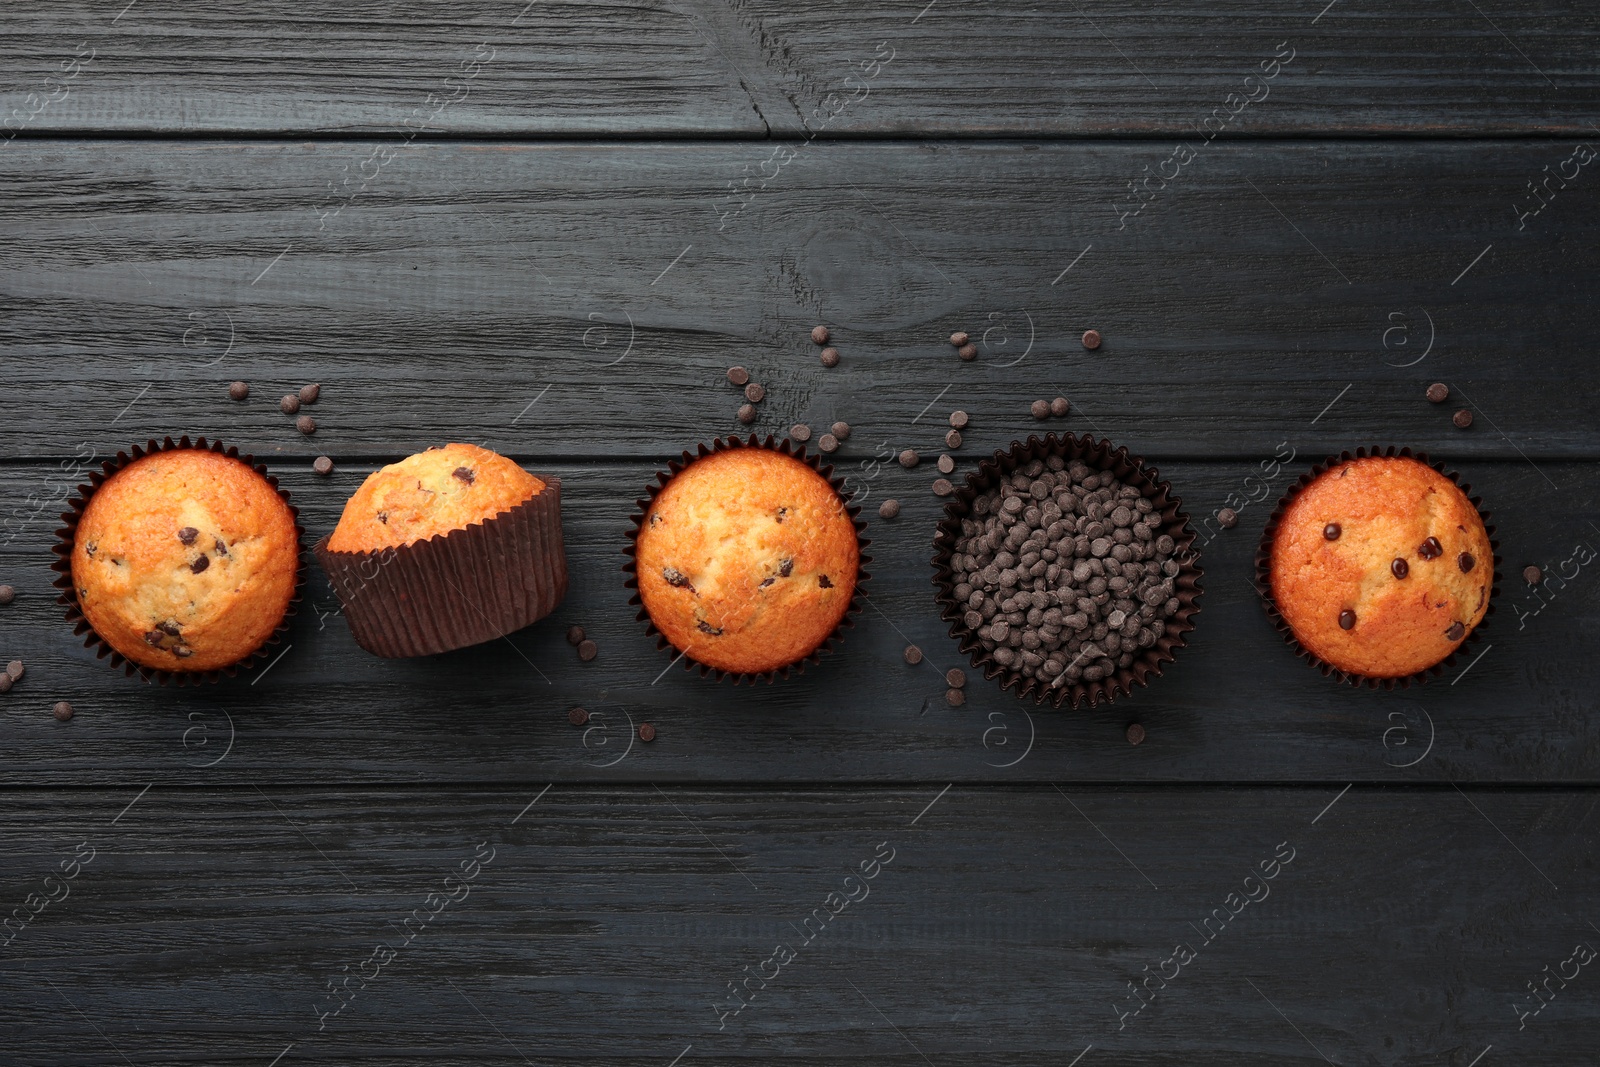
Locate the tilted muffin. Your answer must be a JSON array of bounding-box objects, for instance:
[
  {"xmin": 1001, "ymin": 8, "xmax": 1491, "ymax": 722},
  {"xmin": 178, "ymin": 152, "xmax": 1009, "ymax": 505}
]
[
  {"xmin": 70, "ymin": 449, "xmax": 299, "ymax": 673},
  {"xmin": 327, "ymin": 443, "xmax": 544, "ymax": 552},
  {"xmin": 634, "ymin": 446, "xmax": 860, "ymax": 675},
  {"xmin": 1269, "ymin": 455, "xmax": 1493, "ymax": 678}
]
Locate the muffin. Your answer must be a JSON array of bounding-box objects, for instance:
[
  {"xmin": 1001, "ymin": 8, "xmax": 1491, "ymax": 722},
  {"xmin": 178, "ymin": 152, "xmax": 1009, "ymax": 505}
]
[
  {"xmin": 68, "ymin": 447, "xmax": 299, "ymax": 673},
  {"xmin": 632, "ymin": 442, "xmax": 861, "ymax": 676},
  {"xmin": 1267, "ymin": 454, "xmax": 1493, "ymax": 678},
  {"xmin": 317, "ymin": 444, "xmax": 567, "ymax": 657}
]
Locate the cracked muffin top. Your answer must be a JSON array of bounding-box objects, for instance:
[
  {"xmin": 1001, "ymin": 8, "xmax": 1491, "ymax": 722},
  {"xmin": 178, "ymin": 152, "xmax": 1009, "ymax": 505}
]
[
  {"xmin": 634, "ymin": 446, "xmax": 859, "ymax": 675},
  {"xmin": 326, "ymin": 443, "xmax": 544, "ymax": 554},
  {"xmin": 71, "ymin": 448, "xmax": 299, "ymax": 673}
]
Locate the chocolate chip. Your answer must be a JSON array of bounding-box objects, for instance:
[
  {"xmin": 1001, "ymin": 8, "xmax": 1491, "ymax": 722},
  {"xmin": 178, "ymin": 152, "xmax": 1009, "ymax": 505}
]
[
  {"xmin": 0, "ymin": 675, "xmax": 11, "ymax": 693},
  {"xmin": 1458, "ymin": 552, "xmax": 1475, "ymax": 573},
  {"xmin": 297, "ymin": 414, "xmax": 317, "ymax": 435},
  {"xmin": 280, "ymin": 394, "xmax": 300, "ymax": 415},
  {"xmin": 7, "ymin": 660, "xmax": 23, "ymax": 681},
  {"xmin": 568, "ymin": 706, "xmax": 589, "ymax": 726},
  {"xmin": 820, "ymin": 347, "xmax": 840, "ymax": 367},
  {"xmin": 945, "ymin": 688, "xmax": 966, "ymax": 706},
  {"xmin": 1338, "ymin": 609, "xmax": 1356, "ymax": 630},
  {"xmin": 663, "ymin": 566, "xmax": 693, "ymax": 589},
  {"xmin": 957, "ymin": 343, "xmax": 978, "ymax": 361},
  {"xmin": 819, "ymin": 574, "xmax": 833, "ymax": 588},
  {"xmin": 299, "ymin": 383, "xmax": 321, "ymax": 404},
  {"xmin": 1324, "ymin": 523, "xmax": 1341, "ymax": 540},
  {"xmin": 313, "ymin": 456, "xmax": 334, "ymax": 476},
  {"xmin": 52, "ymin": 700, "xmax": 73, "ymax": 722},
  {"xmin": 156, "ymin": 620, "xmax": 181, "ymax": 636},
  {"xmin": 1050, "ymin": 397, "xmax": 1070, "ymax": 418},
  {"xmin": 831, "ymin": 421, "xmax": 851, "ymax": 441},
  {"xmin": 0, "ymin": 585, "xmax": 13, "ymax": 605},
  {"xmin": 950, "ymin": 331, "xmax": 969, "ymax": 347},
  {"xmin": 696, "ymin": 621, "xmax": 722, "ymax": 635},
  {"xmin": 377, "ymin": 511, "xmax": 388, "ymax": 524},
  {"xmin": 1437, "ymin": 618, "xmax": 1466, "ymax": 643},
  {"xmin": 778, "ymin": 559, "xmax": 793, "ymax": 577},
  {"xmin": 738, "ymin": 403, "xmax": 757, "ymax": 424},
  {"xmin": 791, "ymin": 424, "xmax": 812, "ymax": 442},
  {"xmin": 1453, "ymin": 408, "xmax": 1473, "ymax": 429},
  {"xmin": 727, "ymin": 366, "xmax": 750, "ymax": 386},
  {"xmin": 945, "ymin": 668, "xmax": 966, "ymax": 689},
  {"xmin": 177, "ymin": 526, "xmax": 199, "ymax": 545},
  {"xmin": 811, "ymin": 325, "xmax": 830, "ymax": 345},
  {"xmin": 1217, "ymin": 508, "xmax": 1237, "ymax": 529},
  {"xmin": 1030, "ymin": 400, "xmax": 1051, "ymax": 420},
  {"xmin": 878, "ymin": 499, "xmax": 901, "ymax": 520},
  {"xmin": 949, "ymin": 410, "xmax": 969, "ymax": 429},
  {"xmin": 1523, "ymin": 565, "xmax": 1543, "ymax": 585},
  {"xmin": 639, "ymin": 723, "xmax": 657, "ymax": 742},
  {"xmin": 566, "ymin": 625, "xmax": 585, "ymax": 645},
  {"xmin": 1082, "ymin": 329, "xmax": 1102, "ymax": 350},
  {"xmin": 945, "ymin": 430, "xmax": 963, "ymax": 449},
  {"xmin": 229, "ymin": 381, "xmax": 250, "ymax": 401},
  {"xmin": 899, "ymin": 449, "xmax": 919, "ymax": 469},
  {"xmin": 1391, "ymin": 558, "xmax": 1409, "ymax": 579},
  {"xmin": 1418, "ymin": 536, "xmax": 1443, "ymax": 560},
  {"xmin": 452, "ymin": 466, "xmax": 475, "ymax": 484},
  {"xmin": 904, "ymin": 645, "xmax": 923, "ymax": 665},
  {"xmin": 191, "ymin": 555, "xmax": 210, "ymax": 574},
  {"xmin": 818, "ymin": 433, "xmax": 839, "ymax": 453},
  {"xmin": 1426, "ymin": 382, "xmax": 1449, "ymax": 403},
  {"xmin": 744, "ymin": 383, "xmax": 765, "ymax": 403},
  {"xmin": 145, "ymin": 629, "xmax": 164, "ymax": 646},
  {"xmin": 775, "ymin": 507, "xmax": 787, "ymax": 524},
  {"xmin": 933, "ymin": 478, "xmax": 954, "ymax": 497},
  {"xmin": 1126, "ymin": 723, "xmax": 1146, "ymax": 745},
  {"xmin": 577, "ymin": 639, "xmax": 598, "ymax": 661},
  {"xmin": 937, "ymin": 454, "xmax": 955, "ymax": 474}
]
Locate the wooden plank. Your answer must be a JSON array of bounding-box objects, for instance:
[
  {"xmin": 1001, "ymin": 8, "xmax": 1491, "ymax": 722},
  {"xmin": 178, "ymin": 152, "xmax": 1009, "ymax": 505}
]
[
  {"xmin": 1, "ymin": 140, "xmax": 1597, "ymax": 460},
  {"xmin": 0, "ymin": 785, "xmax": 1593, "ymax": 1063},
  {"xmin": 3, "ymin": 3, "xmax": 1598, "ymax": 137},
  {"xmin": 1, "ymin": 458, "xmax": 1594, "ymax": 786}
]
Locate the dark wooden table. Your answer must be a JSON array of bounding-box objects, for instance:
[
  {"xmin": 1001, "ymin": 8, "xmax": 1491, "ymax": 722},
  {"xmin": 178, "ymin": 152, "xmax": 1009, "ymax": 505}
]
[{"xmin": 3, "ymin": 4, "xmax": 1598, "ymax": 1064}]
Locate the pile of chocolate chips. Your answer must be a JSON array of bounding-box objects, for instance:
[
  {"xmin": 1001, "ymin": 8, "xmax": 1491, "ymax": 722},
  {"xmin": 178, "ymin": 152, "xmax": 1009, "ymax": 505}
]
[{"xmin": 947, "ymin": 455, "xmax": 1182, "ymax": 689}]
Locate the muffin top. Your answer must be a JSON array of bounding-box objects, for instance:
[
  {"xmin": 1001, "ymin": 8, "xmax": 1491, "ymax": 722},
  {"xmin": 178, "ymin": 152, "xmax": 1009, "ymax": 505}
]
[
  {"xmin": 70, "ymin": 448, "xmax": 299, "ymax": 672},
  {"xmin": 635, "ymin": 447, "xmax": 859, "ymax": 675},
  {"xmin": 1270, "ymin": 455, "xmax": 1493, "ymax": 678},
  {"xmin": 327, "ymin": 444, "xmax": 544, "ymax": 553}
]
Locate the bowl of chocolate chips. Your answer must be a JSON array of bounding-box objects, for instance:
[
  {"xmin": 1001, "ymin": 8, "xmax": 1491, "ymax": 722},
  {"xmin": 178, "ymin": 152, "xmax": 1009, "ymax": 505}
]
[{"xmin": 932, "ymin": 434, "xmax": 1202, "ymax": 709}]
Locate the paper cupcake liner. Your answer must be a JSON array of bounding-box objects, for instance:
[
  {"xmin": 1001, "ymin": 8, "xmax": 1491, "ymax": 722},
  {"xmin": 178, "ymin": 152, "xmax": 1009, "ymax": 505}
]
[
  {"xmin": 932, "ymin": 433, "xmax": 1203, "ymax": 710},
  {"xmin": 1254, "ymin": 445, "xmax": 1500, "ymax": 689},
  {"xmin": 315, "ymin": 477, "xmax": 567, "ymax": 658},
  {"xmin": 48, "ymin": 436, "xmax": 305, "ymax": 686},
  {"xmin": 622, "ymin": 434, "xmax": 871, "ymax": 685}
]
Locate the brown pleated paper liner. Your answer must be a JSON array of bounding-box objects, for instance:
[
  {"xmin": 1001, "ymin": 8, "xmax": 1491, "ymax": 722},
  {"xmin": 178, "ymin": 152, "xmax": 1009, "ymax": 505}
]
[
  {"xmin": 932, "ymin": 433, "xmax": 1203, "ymax": 710},
  {"xmin": 49, "ymin": 436, "xmax": 305, "ymax": 686},
  {"xmin": 315, "ymin": 477, "xmax": 568, "ymax": 658},
  {"xmin": 1255, "ymin": 445, "xmax": 1499, "ymax": 689},
  {"xmin": 622, "ymin": 434, "xmax": 871, "ymax": 685}
]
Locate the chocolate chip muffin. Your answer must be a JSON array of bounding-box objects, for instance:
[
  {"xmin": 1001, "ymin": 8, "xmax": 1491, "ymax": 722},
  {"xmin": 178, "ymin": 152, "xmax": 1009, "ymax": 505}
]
[
  {"xmin": 633, "ymin": 444, "xmax": 860, "ymax": 675},
  {"xmin": 1268, "ymin": 454, "xmax": 1493, "ymax": 678},
  {"xmin": 326, "ymin": 444, "xmax": 544, "ymax": 552},
  {"xmin": 70, "ymin": 448, "xmax": 299, "ymax": 672}
]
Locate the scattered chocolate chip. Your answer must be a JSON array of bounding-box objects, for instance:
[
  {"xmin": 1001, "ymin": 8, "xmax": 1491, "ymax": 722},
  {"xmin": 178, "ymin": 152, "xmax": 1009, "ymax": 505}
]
[
  {"xmin": 577, "ymin": 639, "xmax": 598, "ymax": 661},
  {"xmin": 1453, "ymin": 408, "xmax": 1473, "ymax": 429},
  {"xmin": 1030, "ymin": 399, "xmax": 1051, "ymax": 420},
  {"xmin": 568, "ymin": 706, "xmax": 589, "ymax": 726},
  {"xmin": 899, "ymin": 449, "xmax": 919, "ymax": 469},
  {"xmin": 229, "ymin": 381, "xmax": 250, "ymax": 401},
  {"xmin": 144, "ymin": 629, "xmax": 164, "ymax": 646},
  {"xmin": 791, "ymin": 423, "xmax": 812, "ymax": 442},
  {"xmin": 1523, "ymin": 565, "xmax": 1543, "ymax": 585},
  {"xmin": 1338, "ymin": 609, "xmax": 1356, "ymax": 630},
  {"xmin": 280, "ymin": 394, "xmax": 301, "ymax": 415},
  {"xmin": 696, "ymin": 621, "xmax": 723, "ymax": 635},
  {"xmin": 1126, "ymin": 722, "xmax": 1146, "ymax": 745},
  {"xmin": 738, "ymin": 403, "xmax": 757, "ymax": 424},
  {"xmin": 819, "ymin": 433, "xmax": 839, "ymax": 453},
  {"xmin": 957, "ymin": 343, "xmax": 978, "ymax": 361},
  {"xmin": 932, "ymin": 478, "xmax": 954, "ymax": 497},
  {"xmin": 1082, "ymin": 329, "xmax": 1102, "ymax": 350},
  {"xmin": 949, "ymin": 411, "xmax": 969, "ymax": 430},
  {"xmin": 191, "ymin": 555, "xmax": 210, "ymax": 574},
  {"xmin": 0, "ymin": 675, "xmax": 11, "ymax": 693},
  {"xmin": 878, "ymin": 499, "xmax": 900, "ymax": 520},
  {"xmin": 177, "ymin": 526, "xmax": 199, "ymax": 545},
  {"xmin": 819, "ymin": 574, "xmax": 833, "ymax": 588},
  {"xmin": 744, "ymin": 383, "xmax": 765, "ymax": 403},
  {"xmin": 1458, "ymin": 552, "xmax": 1475, "ymax": 573},
  {"xmin": 1217, "ymin": 508, "xmax": 1237, "ymax": 529},
  {"xmin": 811, "ymin": 325, "xmax": 830, "ymax": 345},
  {"xmin": 820, "ymin": 347, "xmax": 840, "ymax": 367},
  {"xmin": 950, "ymin": 331, "xmax": 969, "ymax": 347},
  {"xmin": 945, "ymin": 688, "xmax": 966, "ymax": 706},
  {"xmin": 299, "ymin": 383, "xmax": 321, "ymax": 404},
  {"xmin": 830, "ymin": 421, "xmax": 851, "ymax": 441},
  {"xmin": 7, "ymin": 660, "xmax": 23, "ymax": 681},
  {"xmin": 1391, "ymin": 558, "xmax": 1409, "ymax": 579},
  {"xmin": 945, "ymin": 668, "xmax": 966, "ymax": 689},
  {"xmin": 727, "ymin": 366, "xmax": 750, "ymax": 386},
  {"xmin": 937, "ymin": 454, "xmax": 955, "ymax": 475},
  {"xmin": 566, "ymin": 625, "xmax": 585, "ymax": 645},
  {"xmin": 313, "ymin": 456, "xmax": 334, "ymax": 476},
  {"xmin": 1324, "ymin": 523, "xmax": 1341, "ymax": 540},
  {"xmin": 1418, "ymin": 536, "xmax": 1443, "ymax": 560},
  {"xmin": 945, "ymin": 429, "xmax": 963, "ymax": 449},
  {"xmin": 295, "ymin": 415, "xmax": 316, "ymax": 436},
  {"xmin": 1445, "ymin": 621, "xmax": 1466, "ymax": 641},
  {"xmin": 452, "ymin": 466, "xmax": 475, "ymax": 484},
  {"xmin": 1426, "ymin": 382, "xmax": 1449, "ymax": 403},
  {"xmin": 52, "ymin": 701, "xmax": 72, "ymax": 722},
  {"xmin": 1050, "ymin": 397, "xmax": 1070, "ymax": 418},
  {"xmin": 0, "ymin": 585, "xmax": 13, "ymax": 605},
  {"xmin": 904, "ymin": 645, "xmax": 923, "ymax": 665},
  {"xmin": 639, "ymin": 723, "xmax": 657, "ymax": 742}
]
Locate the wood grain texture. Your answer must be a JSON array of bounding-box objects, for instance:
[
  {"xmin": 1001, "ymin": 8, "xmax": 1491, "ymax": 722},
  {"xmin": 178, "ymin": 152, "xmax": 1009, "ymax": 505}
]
[
  {"xmin": 2, "ymin": 3, "xmax": 1598, "ymax": 137},
  {"xmin": 0, "ymin": 786, "xmax": 1594, "ymax": 1065},
  {"xmin": 0, "ymin": 458, "xmax": 1594, "ymax": 786},
  {"xmin": 1, "ymin": 140, "xmax": 1597, "ymax": 460}
]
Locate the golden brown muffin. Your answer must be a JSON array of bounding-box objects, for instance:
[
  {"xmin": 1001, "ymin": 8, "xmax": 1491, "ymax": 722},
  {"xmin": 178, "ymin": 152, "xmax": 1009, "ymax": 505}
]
[
  {"xmin": 327, "ymin": 444, "xmax": 544, "ymax": 553},
  {"xmin": 635, "ymin": 447, "xmax": 859, "ymax": 674},
  {"xmin": 1269, "ymin": 455, "xmax": 1492, "ymax": 678},
  {"xmin": 71, "ymin": 449, "xmax": 299, "ymax": 672}
]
